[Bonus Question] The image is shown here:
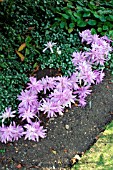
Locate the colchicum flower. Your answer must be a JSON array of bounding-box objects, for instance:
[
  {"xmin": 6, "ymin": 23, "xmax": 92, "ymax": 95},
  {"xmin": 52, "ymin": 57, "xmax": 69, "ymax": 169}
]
[
  {"xmin": 0, "ymin": 122, "xmax": 24, "ymax": 143},
  {"xmin": 79, "ymin": 29, "xmax": 93, "ymax": 44},
  {"xmin": 43, "ymin": 41, "xmax": 57, "ymax": 53},
  {"xmin": 39, "ymin": 99, "xmax": 58, "ymax": 118},
  {"xmin": 18, "ymin": 106, "xmax": 37, "ymax": 123},
  {"xmin": 17, "ymin": 89, "xmax": 38, "ymax": 109},
  {"xmin": 0, "ymin": 107, "xmax": 16, "ymax": 124},
  {"xmin": 0, "ymin": 29, "xmax": 112, "ymax": 144},
  {"xmin": 27, "ymin": 77, "xmax": 43, "ymax": 93},
  {"xmin": 23, "ymin": 121, "xmax": 47, "ymax": 142}
]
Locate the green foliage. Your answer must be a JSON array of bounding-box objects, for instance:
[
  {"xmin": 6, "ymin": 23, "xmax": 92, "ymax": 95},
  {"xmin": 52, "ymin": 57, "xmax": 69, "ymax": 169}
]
[
  {"xmin": 0, "ymin": 58, "xmax": 29, "ymax": 112},
  {"xmin": 0, "ymin": 0, "xmax": 113, "ymax": 113},
  {"xmin": 105, "ymin": 53, "xmax": 113, "ymax": 76},
  {"xmin": 53, "ymin": 0, "xmax": 113, "ymax": 38},
  {"xmin": 0, "ymin": 0, "xmax": 81, "ymax": 112},
  {"xmin": 37, "ymin": 28, "xmax": 81, "ymax": 76}
]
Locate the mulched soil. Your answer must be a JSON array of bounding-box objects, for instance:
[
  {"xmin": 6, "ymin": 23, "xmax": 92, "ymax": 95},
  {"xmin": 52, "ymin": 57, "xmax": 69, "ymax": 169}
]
[{"xmin": 0, "ymin": 70, "xmax": 113, "ymax": 170}]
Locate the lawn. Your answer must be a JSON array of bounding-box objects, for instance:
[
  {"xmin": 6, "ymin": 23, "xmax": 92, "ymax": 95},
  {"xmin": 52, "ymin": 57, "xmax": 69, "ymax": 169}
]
[{"xmin": 72, "ymin": 120, "xmax": 113, "ymax": 170}]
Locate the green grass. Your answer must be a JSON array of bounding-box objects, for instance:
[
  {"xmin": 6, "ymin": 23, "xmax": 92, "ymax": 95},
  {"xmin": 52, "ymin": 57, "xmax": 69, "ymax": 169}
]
[{"xmin": 72, "ymin": 120, "xmax": 113, "ymax": 170}]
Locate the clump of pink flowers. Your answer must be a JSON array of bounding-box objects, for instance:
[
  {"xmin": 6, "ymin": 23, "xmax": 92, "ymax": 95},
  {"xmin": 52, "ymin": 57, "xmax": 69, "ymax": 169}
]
[{"xmin": 0, "ymin": 30, "xmax": 112, "ymax": 143}]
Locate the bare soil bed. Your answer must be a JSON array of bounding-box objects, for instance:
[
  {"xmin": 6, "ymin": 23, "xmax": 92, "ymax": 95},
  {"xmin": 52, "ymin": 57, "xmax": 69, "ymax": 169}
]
[{"xmin": 0, "ymin": 70, "xmax": 113, "ymax": 170}]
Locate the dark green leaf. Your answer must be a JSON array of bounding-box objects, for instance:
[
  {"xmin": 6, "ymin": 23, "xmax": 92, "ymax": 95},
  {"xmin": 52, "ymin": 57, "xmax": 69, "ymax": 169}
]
[
  {"xmin": 67, "ymin": 3, "xmax": 74, "ymax": 9},
  {"xmin": 103, "ymin": 25, "xmax": 108, "ymax": 30},
  {"xmin": 69, "ymin": 23, "xmax": 75, "ymax": 28},
  {"xmin": 99, "ymin": 15, "xmax": 106, "ymax": 22},
  {"xmin": 62, "ymin": 14, "xmax": 69, "ymax": 19},
  {"xmin": 93, "ymin": 12, "xmax": 100, "ymax": 18},
  {"xmin": 109, "ymin": 15, "xmax": 113, "ymax": 21},
  {"xmin": 83, "ymin": 12, "xmax": 91, "ymax": 17},
  {"xmin": 60, "ymin": 21, "xmax": 65, "ymax": 28},
  {"xmin": 91, "ymin": 28, "xmax": 97, "ymax": 34},
  {"xmin": 77, "ymin": 20, "xmax": 87, "ymax": 27},
  {"xmin": 76, "ymin": 5, "xmax": 84, "ymax": 12},
  {"xmin": 97, "ymin": 27, "xmax": 102, "ymax": 32},
  {"xmin": 88, "ymin": 20, "xmax": 97, "ymax": 26},
  {"xmin": 77, "ymin": 1, "xmax": 84, "ymax": 6},
  {"xmin": 25, "ymin": 36, "xmax": 32, "ymax": 43},
  {"xmin": 74, "ymin": 12, "xmax": 81, "ymax": 19}
]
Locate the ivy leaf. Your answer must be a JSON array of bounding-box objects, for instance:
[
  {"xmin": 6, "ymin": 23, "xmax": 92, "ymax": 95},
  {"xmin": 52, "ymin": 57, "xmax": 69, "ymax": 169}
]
[
  {"xmin": 68, "ymin": 28, "xmax": 74, "ymax": 33},
  {"xmin": 88, "ymin": 20, "xmax": 97, "ymax": 26},
  {"xmin": 61, "ymin": 14, "xmax": 69, "ymax": 19},
  {"xmin": 83, "ymin": 12, "xmax": 91, "ymax": 17},
  {"xmin": 91, "ymin": 28, "xmax": 97, "ymax": 34},
  {"xmin": 103, "ymin": 25, "xmax": 108, "ymax": 30},
  {"xmin": 16, "ymin": 50, "xmax": 25, "ymax": 61},
  {"xmin": 97, "ymin": 27, "xmax": 102, "ymax": 32},
  {"xmin": 99, "ymin": 15, "xmax": 106, "ymax": 22},
  {"xmin": 18, "ymin": 43, "xmax": 26, "ymax": 51},
  {"xmin": 77, "ymin": 20, "xmax": 87, "ymax": 27},
  {"xmin": 109, "ymin": 15, "xmax": 113, "ymax": 21},
  {"xmin": 74, "ymin": 12, "xmax": 81, "ymax": 19},
  {"xmin": 93, "ymin": 12, "xmax": 100, "ymax": 18},
  {"xmin": 109, "ymin": 30, "xmax": 113, "ymax": 39},
  {"xmin": 69, "ymin": 23, "xmax": 75, "ymax": 28},
  {"xmin": 60, "ymin": 21, "xmax": 65, "ymax": 28},
  {"xmin": 67, "ymin": 3, "xmax": 74, "ymax": 9}
]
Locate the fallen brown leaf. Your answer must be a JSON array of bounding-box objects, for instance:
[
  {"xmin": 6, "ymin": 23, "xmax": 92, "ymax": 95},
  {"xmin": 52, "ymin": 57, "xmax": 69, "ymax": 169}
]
[
  {"xmin": 16, "ymin": 50, "xmax": 25, "ymax": 61},
  {"xmin": 16, "ymin": 164, "xmax": 22, "ymax": 169},
  {"xmin": 64, "ymin": 149, "xmax": 68, "ymax": 153},
  {"xmin": 18, "ymin": 43, "xmax": 26, "ymax": 51},
  {"xmin": 28, "ymin": 26, "xmax": 35, "ymax": 30}
]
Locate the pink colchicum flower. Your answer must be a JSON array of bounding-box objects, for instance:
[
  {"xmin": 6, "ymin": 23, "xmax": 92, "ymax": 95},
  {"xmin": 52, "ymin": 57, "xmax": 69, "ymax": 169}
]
[
  {"xmin": 101, "ymin": 35, "xmax": 113, "ymax": 43},
  {"xmin": 0, "ymin": 30, "xmax": 112, "ymax": 144},
  {"xmin": 72, "ymin": 52, "xmax": 87, "ymax": 66},
  {"xmin": 50, "ymin": 89, "xmax": 76, "ymax": 108},
  {"xmin": 55, "ymin": 76, "xmax": 72, "ymax": 91},
  {"xmin": 79, "ymin": 29, "xmax": 93, "ymax": 44},
  {"xmin": 40, "ymin": 77, "xmax": 49, "ymax": 94},
  {"xmin": 89, "ymin": 41, "xmax": 111, "ymax": 65},
  {"xmin": 74, "ymin": 85, "xmax": 92, "ymax": 98},
  {"xmin": 23, "ymin": 121, "xmax": 47, "ymax": 142},
  {"xmin": 0, "ymin": 122, "xmax": 24, "ymax": 143},
  {"xmin": 11, "ymin": 122, "xmax": 24, "ymax": 141},
  {"xmin": 18, "ymin": 89, "xmax": 38, "ymax": 109},
  {"xmin": 18, "ymin": 106, "xmax": 37, "ymax": 123},
  {"xmin": 79, "ymin": 29, "xmax": 112, "ymax": 66},
  {"xmin": 27, "ymin": 77, "xmax": 43, "ymax": 93},
  {"xmin": 39, "ymin": 99, "xmax": 60, "ymax": 118},
  {"xmin": 94, "ymin": 70, "xmax": 105, "ymax": 84},
  {"xmin": 46, "ymin": 77, "xmax": 57, "ymax": 90},
  {"xmin": 40, "ymin": 76, "xmax": 57, "ymax": 92},
  {"xmin": 78, "ymin": 97, "xmax": 87, "ymax": 107},
  {"xmin": 0, "ymin": 107, "xmax": 16, "ymax": 124},
  {"xmin": 43, "ymin": 41, "xmax": 57, "ymax": 53}
]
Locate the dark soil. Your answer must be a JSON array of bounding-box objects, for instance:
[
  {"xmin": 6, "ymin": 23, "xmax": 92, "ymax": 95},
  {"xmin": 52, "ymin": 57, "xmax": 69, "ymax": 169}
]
[{"xmin": 0, "ymin": 70, "xmax": 113, "ymax": 170}]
